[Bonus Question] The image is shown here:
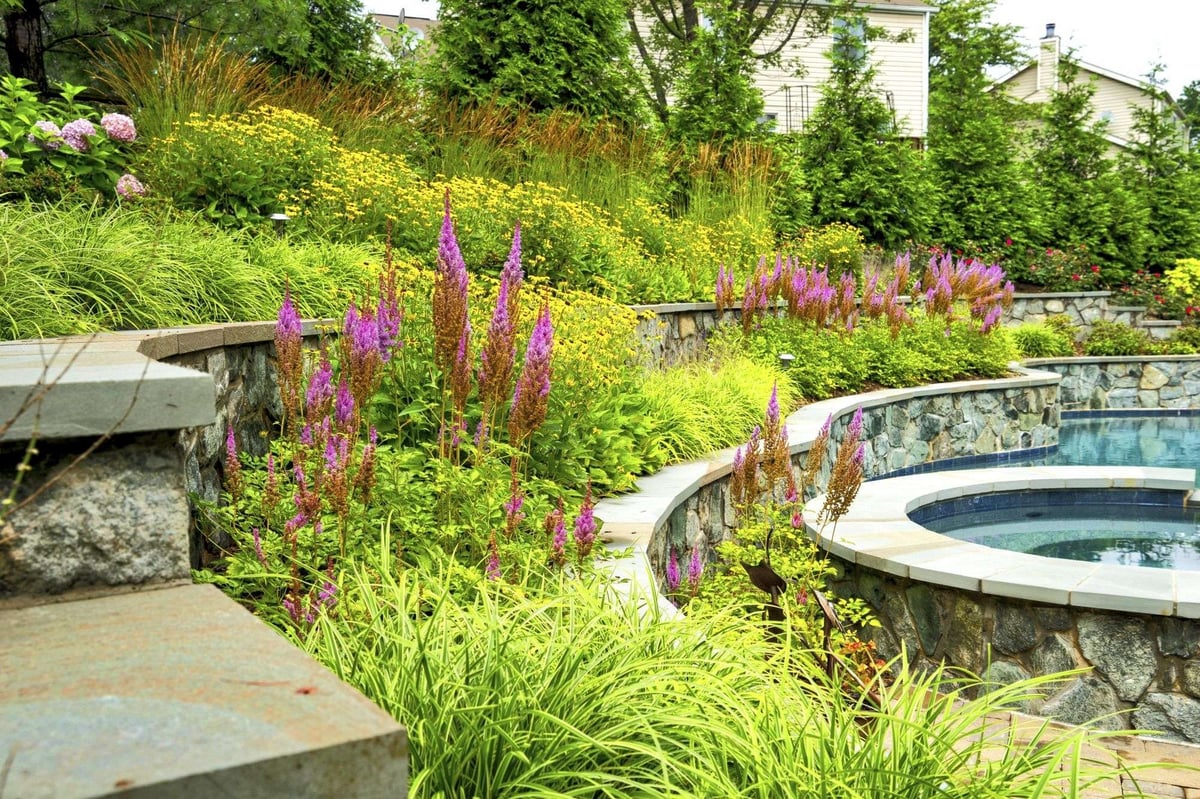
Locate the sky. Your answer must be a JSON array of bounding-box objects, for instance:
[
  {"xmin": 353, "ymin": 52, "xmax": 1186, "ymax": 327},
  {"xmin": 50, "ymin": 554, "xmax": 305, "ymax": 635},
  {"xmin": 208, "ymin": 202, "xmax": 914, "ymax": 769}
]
[{"xmin": 367, "ymin": 1, "xmax": 1199, "ymax": 98}]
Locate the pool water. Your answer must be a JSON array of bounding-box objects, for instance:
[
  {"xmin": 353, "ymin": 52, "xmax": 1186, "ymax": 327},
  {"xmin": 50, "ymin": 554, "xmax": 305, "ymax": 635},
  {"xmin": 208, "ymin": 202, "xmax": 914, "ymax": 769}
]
[
  {"xmin": 912, "ymin": 414, "xmax": 1200, "ymax": 569},
  {"xmin": 922, "ymin": 499, "xmax": 1200, "ymax": 570},
  {"xmin": 1046, "ymin": 415, "xmax": 1200, "ymax": 480}
]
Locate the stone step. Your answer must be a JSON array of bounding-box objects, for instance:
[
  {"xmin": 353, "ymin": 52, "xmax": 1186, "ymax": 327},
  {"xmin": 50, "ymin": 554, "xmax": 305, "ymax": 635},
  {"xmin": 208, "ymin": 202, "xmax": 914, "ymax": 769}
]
[{"xmin": 0, "ymin": 584, "xmax": 407, "ymax": 798}]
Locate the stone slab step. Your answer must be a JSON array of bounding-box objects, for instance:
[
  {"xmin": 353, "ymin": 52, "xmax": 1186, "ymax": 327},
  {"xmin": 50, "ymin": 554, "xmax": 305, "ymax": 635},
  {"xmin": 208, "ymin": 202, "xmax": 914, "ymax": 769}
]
[{"xmin": 0, "ymin": 584, "xmax": 407, "ymax": 798}]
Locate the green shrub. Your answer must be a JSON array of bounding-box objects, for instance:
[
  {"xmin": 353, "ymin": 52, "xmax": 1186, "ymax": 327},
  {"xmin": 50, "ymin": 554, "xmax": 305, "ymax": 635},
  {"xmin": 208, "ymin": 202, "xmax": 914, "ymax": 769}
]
[
  {"xmin": 142, "ymin": 105, "xmax": 338, "ymax": 227},
  {"xmin": 1164, "ymin": 324, "xmax": 1200, "ymax": 354},
  {"xmin": 1165, "ymin": 257, "xmax": 1200, "ymax": 314},
  {"xmin": 1011, "ymin": 323, "xmax": 1075, "ymax": 358},
  {"xmin": 734, "ymin": 317, "xmax": 870, "ymax": 400},
  {"xmin": 1083, "ymin": 320, "xmax": 1155, "ymax": 356},
  {"xmin": 0, "ymin": 76, "xmax": 141, "ymax": 200},
  {"xmin": 790, "ymin": 222, "xmax": 866, "ymax": 280}
]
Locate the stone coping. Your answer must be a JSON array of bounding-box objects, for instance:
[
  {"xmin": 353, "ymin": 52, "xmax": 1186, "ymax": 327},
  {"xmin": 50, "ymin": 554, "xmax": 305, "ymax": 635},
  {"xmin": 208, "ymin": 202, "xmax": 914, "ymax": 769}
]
[
  {"xmin": 0, "ymin": 322, "xmax": 334, "ymax": 441},
  {"xmin": 595, "ymin": 366, "xmax": 1061, "ymax": 546},
  {"xmin": 629, "ymin": 291, "xmax": 1112, "ymax": 315},
  {"xmin": 0, "ymin": 583, "xmax": 408, "ymax": 797},
  {"xmin": 1028, "ymin": 354, "xmax": 1200, "ymax": 366},
  {"xmin": 803, "ymin": 466, "xmax": 1200, "ymax": 618}
]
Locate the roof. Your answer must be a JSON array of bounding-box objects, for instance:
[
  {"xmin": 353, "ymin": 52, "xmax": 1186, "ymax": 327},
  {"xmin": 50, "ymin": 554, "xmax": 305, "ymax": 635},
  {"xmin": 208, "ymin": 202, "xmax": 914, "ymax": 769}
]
[{"xmin": 995, "ymin": 58, "xmax": 1187, "ymax": 121}]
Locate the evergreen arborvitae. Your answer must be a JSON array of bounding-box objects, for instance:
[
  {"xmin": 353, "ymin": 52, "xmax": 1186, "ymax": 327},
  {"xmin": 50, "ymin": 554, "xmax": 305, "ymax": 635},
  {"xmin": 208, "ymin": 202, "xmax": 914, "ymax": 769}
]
[
  {"xmin": 801, "ymin": 9, "xmax": 931, "ymax": 247},
  {"xmin": 1121, "ymin": 66, "xmax": 1200, "ymax": 271},
  {"xmin": 926, "ymin": 0, "xmax": 1038, "ymax": 250}
]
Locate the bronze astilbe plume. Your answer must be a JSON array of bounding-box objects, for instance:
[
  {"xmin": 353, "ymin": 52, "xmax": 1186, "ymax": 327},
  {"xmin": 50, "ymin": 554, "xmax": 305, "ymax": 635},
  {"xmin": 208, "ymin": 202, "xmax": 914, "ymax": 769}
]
[{"xmin": 819, "ymin": 408, "xmax": 866, "ymax": 527}]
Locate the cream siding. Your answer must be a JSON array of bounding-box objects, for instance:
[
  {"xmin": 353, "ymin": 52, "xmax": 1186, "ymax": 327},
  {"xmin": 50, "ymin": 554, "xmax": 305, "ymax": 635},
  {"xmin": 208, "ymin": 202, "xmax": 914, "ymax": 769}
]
[
  {"xmin": 1091, "ymin": 78, "xmax": 1147, "ymax": 145},
  {"xmin": 997, "ymin": 38, "xmax": 1189, "ymax": 154},
  {"xmin": 755, "ymin": 8, "xmax": 931, "ymax": 137}
]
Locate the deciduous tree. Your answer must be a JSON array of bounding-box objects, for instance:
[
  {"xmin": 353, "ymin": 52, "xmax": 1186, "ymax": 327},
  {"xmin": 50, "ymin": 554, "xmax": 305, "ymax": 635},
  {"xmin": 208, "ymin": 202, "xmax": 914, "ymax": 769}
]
[{"xmin": 428, "ymin": 0, "xmax": 645, "ymax": 124}]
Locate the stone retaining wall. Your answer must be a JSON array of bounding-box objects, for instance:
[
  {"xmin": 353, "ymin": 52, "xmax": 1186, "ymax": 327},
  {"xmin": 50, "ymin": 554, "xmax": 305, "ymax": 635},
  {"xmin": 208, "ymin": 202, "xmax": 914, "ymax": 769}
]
[
  {"xmin": 161, "ymin": 324, "xmax": 328, "ymax": 565},
  {"xmin": 1029, "ymin": 356, "xmax": 1200, "ymax": 411},
  {"xmin": 649, "ymin": 378, "xmax": 1060, "ymax": 585},
  {"xmin": 634, "ymin": 293, "xmax": 1130, "ymax": 368},
  {"xmin": 833, "ymin": 564, "xmax": 1200, "ymax": 743}
]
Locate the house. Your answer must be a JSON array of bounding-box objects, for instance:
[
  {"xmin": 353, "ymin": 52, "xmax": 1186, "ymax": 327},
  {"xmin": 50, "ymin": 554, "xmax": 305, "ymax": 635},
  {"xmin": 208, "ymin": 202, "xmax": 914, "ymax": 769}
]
[
  {"xmin": 372, "ymin": 11, "xmax": 437, "ymax": 56},
  {"xmin": 375, "ymin": 3, "xmax": 936, "ymax": 141},
  {"xmin": 994, "ymin": 24, "xmax": 1189, "ymax": 153},
  {"xmin": 752, "ymin": 0, "xmax": 935, "ymax": 140}
]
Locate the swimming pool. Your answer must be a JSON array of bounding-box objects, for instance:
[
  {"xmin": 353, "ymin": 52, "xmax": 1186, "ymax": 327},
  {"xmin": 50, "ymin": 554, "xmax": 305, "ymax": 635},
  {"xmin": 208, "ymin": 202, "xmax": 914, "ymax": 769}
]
[
  {"xmin": 912, "ymin": 487, "xmax": 1200, "ymax": 570},
  {"xmin": 1048, "ymin": 414, "xmax": 1200, "ymax": 476}
]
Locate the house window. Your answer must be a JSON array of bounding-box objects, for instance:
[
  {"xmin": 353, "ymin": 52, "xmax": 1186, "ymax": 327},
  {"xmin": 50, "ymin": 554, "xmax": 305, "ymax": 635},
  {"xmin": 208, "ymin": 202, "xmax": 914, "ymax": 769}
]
[
  {"xmin": 832, "ymin": 17, "xmax": 867, "ymax": 64},
  {"xmin": 1099, "ymin": 110, "xmax": 1114, "ymax": 123}
]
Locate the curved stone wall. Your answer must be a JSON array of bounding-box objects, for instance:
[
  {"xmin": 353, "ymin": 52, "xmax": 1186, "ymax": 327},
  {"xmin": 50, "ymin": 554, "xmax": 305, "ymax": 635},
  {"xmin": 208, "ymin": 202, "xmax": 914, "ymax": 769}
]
[
  {"xmin": 1029, "ymin": 355, "xmax": 1200, "ymax": 411},
  {"xmin": 804, "ymin": 467, "xmax": 1200, "ymax": 741},
  {"xmin": 634, "ymin": 292, "xmax": 1139, "ymax": 369}
]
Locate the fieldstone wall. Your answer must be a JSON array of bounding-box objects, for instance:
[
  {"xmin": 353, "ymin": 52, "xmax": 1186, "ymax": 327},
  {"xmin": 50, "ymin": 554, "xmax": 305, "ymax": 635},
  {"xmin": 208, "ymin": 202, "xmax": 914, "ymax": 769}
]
[
  {"xmin": 636, "ymin": 293, "xmax": 1133, "ymax": 369},
  {"xmin": 833, "ymin": 565, "xmax": 1200, "ymax": 743},
  {"xmin": 650, "ymin": 381, "xmax": 1060, "ymax": 584},
  {"xmin": 1030, "ymin": 357, "xmax": 1200, "ymax": 411},
  {"xmin": 0, "ymin": 431, "xmax": 191, "ymax": 596},
  {"xmin": 1005, "ymin": 292, "xmax": 1114, "ymax": 330},
  {"xmin": 164, "ymin": 329, "xmax": 325, "ymax": 566}
]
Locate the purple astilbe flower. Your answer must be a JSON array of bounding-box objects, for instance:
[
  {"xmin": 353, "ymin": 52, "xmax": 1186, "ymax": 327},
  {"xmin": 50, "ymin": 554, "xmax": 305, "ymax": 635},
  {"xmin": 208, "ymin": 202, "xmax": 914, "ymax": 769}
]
[
  {"xmin": 115, "ymin": 174, "xmax": 145, "ymax": 198},
  {"xmin": 478, "ymin": 277, "xmax": 517, "ymax": 416},
  {"xmin": 334, "ymin": 378, "xmax": 354, "ymax": 429},
  {"xmin": 317, "ymin": 579, "xmax": 338, "ymax": 611},
  {"xmin": 853, "ymin": 442, "xmax": 866, "ymax": 467},
  {"xmin": 715, "ymin": 264, "xmax": 735, "ymax": 315},
  {"xmin": 262, "ymin": 452, "xmax": 280, "ymax": 516},
  {"xmin": 342, "ymin": 302, "xmax": 383, "ymax": 407},
  {"xmin": 305, "ymin": 357, "xmax": 333, "ymax": 417},
  {"xmin": 687, "ymin": 547, "xmax": 704, "ymax": 593},
  {"xmin": 376, "ymin": 265, "xmax": 403, "ymax": 362},
  {"xmin": 762, "ymin": 382, "xmax": 790, "ymax": 483},
  {"xmin": 574, "ymin": 482, "xmax": 597, "ymax": 561},
  {"xmin": 666, "ymin": 550, "xmax": 681, "ymax": 592},
  {"xmin": 275, "ymin": 288, "xmax": 303, "ymax": 427},
  {"xmin": 282, "ymin": 597, "xmax": 302, "ymax": 623},
  {"xmin": 100, "ymin": 113, "xmax": 137, "ymax": 143},
  {"xmin": 848, "ymin": 407, "xmax": 864, "ymax": 439},
  {"xmin": 224, "ymin": 425, "xmax": 243, "ymax": 502},
  {"xmin": 324, "ymin": 434, "xmax": 350, "ymax": 473},
  {"xmin": 300, "ymin": 424, "xmax": 313, "ymax": 446},
  {"xmin": 60, "ymin": 118, "xmax": 96, "ymax": 151},
  {"xmin": 503, "ymin": 489, "xmax": 524, "ymax": 523},
  {"xmin": 509, "ymin": 304, "xmax": 553, "ymax": 443},
  {"xmin": 28, "ymin": 120, "xmax": 62, "ymax": 150},
  {"xmin": 546, "ymin": 499, "xmax": 567, "ymax": 568},
  {"xmin": 981, "ymin": 304, "xmax": 1003, "ymax": 335},
  {"xmin": 354, "ymin": 426, "xmax": 379, "ymax": 504},
  {"xmin": 0, "ymin": 149, "xmax": 7, "ymax": 162},
  {"xmin": 251, "ymin": 527, "xmax": 269, "ymax": 568},
  {"xmin": 433, "ymin": 189, "xmax": 470, "ymax": 374},
  {"xmin": 500, "ymin": 222, "xmax": 524, "ymax": 319}
]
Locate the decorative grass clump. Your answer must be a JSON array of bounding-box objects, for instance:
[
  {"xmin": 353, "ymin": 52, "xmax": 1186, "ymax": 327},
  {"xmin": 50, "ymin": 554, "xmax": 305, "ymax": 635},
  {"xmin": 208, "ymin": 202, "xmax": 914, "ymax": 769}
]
[
  {"xmin": 307, "ymin": 557, "xmax": 1158, "ymax": 798},
  {"xmin": 640, "ymin": 353, "xmax": 794, "ymax": 462},
  {"xmin": 0, "ymin": 200, "xmax": 377, "ymax": 340}
]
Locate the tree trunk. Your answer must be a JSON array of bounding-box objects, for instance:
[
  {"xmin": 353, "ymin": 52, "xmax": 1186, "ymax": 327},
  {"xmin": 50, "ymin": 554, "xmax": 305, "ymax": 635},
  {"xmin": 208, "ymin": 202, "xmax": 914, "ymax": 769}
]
[{"xmin": 4, "ymin": 0, "xmax": 49, "ymax": 94}]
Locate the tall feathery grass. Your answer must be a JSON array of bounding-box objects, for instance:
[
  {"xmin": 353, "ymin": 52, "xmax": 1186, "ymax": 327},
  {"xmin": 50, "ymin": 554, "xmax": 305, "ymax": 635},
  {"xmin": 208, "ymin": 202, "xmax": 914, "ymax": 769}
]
[
  {"xmin": 305, "ymin": 553, "xmax": 1168, "ymax": 798},
  {"xmin": 92, "ymin": 30, "xmax": 272, "ymax": 140}
]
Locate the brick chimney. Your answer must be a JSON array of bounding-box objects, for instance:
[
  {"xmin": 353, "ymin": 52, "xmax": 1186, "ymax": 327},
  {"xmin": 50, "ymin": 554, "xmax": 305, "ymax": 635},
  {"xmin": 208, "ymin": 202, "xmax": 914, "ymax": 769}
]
[{"xmin": 1037, "ymin": 23, "xmax": 1060, "ymax": 92}]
